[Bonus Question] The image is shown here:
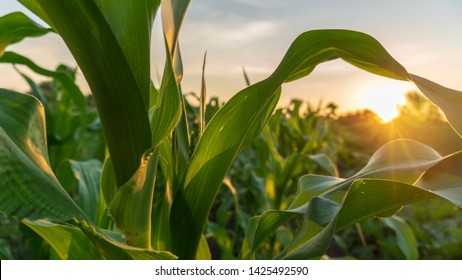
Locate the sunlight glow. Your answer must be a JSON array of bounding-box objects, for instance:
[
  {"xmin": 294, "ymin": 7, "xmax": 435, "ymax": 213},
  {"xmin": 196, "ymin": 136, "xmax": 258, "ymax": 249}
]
[{"xmin": 359, "ymin": 81, "xmax": 415, "ymax": 122}]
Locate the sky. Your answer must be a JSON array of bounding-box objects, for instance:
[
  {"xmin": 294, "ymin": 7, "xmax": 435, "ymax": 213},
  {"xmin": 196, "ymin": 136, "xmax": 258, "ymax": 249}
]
[{"xmin": 1, "ymin": 0, "xmax": 462, "ymax": 117}]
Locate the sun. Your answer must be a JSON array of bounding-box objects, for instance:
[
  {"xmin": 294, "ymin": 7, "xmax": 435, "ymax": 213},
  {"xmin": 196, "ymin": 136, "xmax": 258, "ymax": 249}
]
[{"xmin": 359, "ymin": 80, "xmax": 415, "ymax": 122}]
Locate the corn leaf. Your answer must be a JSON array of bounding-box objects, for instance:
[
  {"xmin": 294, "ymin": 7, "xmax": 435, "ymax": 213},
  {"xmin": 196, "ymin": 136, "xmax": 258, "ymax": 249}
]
[
  {"xmin": 109, "ymin": 149, "xmax": 159, "ymax": 248},
  {"xmin": 0, "ymin": 12, "xmax": 51, "ymax": 56},
  {"xmin": 410, "ymin": 74, "xmax": 462, "ymax": 138},
  {"xmin": 0, "ymin": 52, "xmax": 87, "ymax": 123},
  {"xmin": 37, "ymin": 0, "xmax": 152, "ymax": 186},
  {"xmin": 24, "ymin": 219, "xmax": 102, "ymax": 260},
  {"xmin": 76, "ymin": 219, "xmax": 176, "ymax": 260},
  {"xmin": 94, "ymin": 0, "xmax": 159, "ymax": 108},
  {"xmin": 196, "ymin": 235, "xmax": 212, "ymax": 260},
  {"xmin": 170, "ymin": 29, "xmax": 462, "ymax": 259},
  {"xmin": 241, "ymin": 141, "xmax": 462, "ymax": 259},
  {"xmin": 150, "ymin": 0, "xmax": 191, "ymax": 161},
  {"xmin": 17, "ymin": 0, "xmax": 55, "ymax": 29},
  {"xmin": 0, "ymin": 89, "xmax": 86, "ymax": 221},
  {"xmin": 150, "ymin": 49, "xmax": 182, "ymax": 148},
  {"xmin": 173, "ymin": 96, "xmax": 190, "ymax": 179},
  {"xmin": 309, "ymin": 154, "xmax": 339, "ymax": 177},
  {"xmin": 383, "ymin": 216, "xmax": 419, "ymax": 260},
  {"xmin": 162, "ymin": 0, "xmax": 191, "ymax": 82},
  {"xmin": 65, "ymin": 160, "xmax": 102, "ymax": 223},
  {"xmin": 150, "ymin": 139, "xmax": 175, "ymax": 251}
]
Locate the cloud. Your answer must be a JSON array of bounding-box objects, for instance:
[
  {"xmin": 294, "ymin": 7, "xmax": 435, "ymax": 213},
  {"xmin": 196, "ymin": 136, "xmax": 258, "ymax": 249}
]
[{"xmin": 223, "ymin": 21, "xmax": 276, "ymax": 43}]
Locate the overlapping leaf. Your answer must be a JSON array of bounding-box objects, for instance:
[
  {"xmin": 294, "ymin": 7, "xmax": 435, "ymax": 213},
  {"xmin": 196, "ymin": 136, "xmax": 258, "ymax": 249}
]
[
  {"xmin": 76, "ymin": 219, "xmax": 176, "ymax": 260},
  {"xmin": 0, "ymin": 89, "xmax": 86, "ymax": 221},
  {"xmin": 37, "ymin": 0, "xmax": 152, "ymax": 186},
  {"xmin": 109, "ymin": 149, "xmax": 159, "ymax": 248},
  {"xmin": 25, "ymin": 219, "xmax": 176, "ymax": 260},
  {"xmin": 240, "ymin": 141, "xmax": 462, "ymax": 259},
  {"xmin": 0, "ymin": 12, "xmax": 51, "ymax": 56},
  {"xmin": 170, "ymin": 29, "xmax": 462, "ymax": 259},
  {"xmin": 0, "ymin": 52, "xmax": 87, "ymax": 122},
  {"xmin": 24, "ymin": 219, "xmax": 102, "ymax": 260}
]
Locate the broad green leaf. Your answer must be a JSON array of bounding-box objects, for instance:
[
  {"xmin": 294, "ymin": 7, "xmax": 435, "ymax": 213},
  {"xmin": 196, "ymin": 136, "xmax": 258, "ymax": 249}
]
[
  {"xmin": 14, "ymin": 66, "xmax": 49, "ymax": 110},
  {"xmin": 275, "ymin": 197, "xmax": 339, "ymax": 260},
  {"xmin": 415, "ymin": 151, "xmax": 462, "ymax": 207},
  {"xmin": 0, "ymin": 12, "xmax": 51, "ymax": 56},
  {"xmin": 162, "ymin": 0, "xmax": 191, "ymax": 82},
  {"xmin": 291, "ymin": 139, "xmax": 442, "ymax": 209},
  {"xmin": 196, "ymin": 235, "xmax": 212, "ymax": 260},
  {"xmin": 309, "ymin": 154, "xmax": 339, "ymax": 177},
  {"xmin": 241, "ymin": 140, "xmax": 462, "ymax": 259},
  {"xmin": 240, "ymin": 209, "xmax": 299, "ymax": 260},
  {"xmin": 275, "ymin": 180, "xmax": 431, "ymax": 259},
  {"xmin": 66, "ymin": 160, "xmax": 102, "ymax": 222},
  {"xmin": 76, "ymin": 219, "xmax": 176, "ymax": 260},
  {"xmin": 79, "ymin": 221, "xmax": 176, "ymax": 260},
  {"xmin": 170, "ymin": 29, "xmax": 423, "ymax": 259},
  {"xmin": 150, "ymin": 48, "xmax": 182, "ymax": 148},
  {"xmin": 410, "ymin": 74, "xmax": 462, "ymax": 138},
  {"xmin": 171, "ymin": 86, "xmax": 280, "ymax": 259},
  {"xmin": 151, "ymin": 139, "xmax": 175, "ymax": 251},
  {"xmin": 0, "ymin": 89, "xmax": 86, "ymax": 221},
  {"xmin": 110, "ymin": 149, "xmax": 159, "ymax": 248},
  {"xmin": 100, "ymin": 157, "xmax": 117, "ymax": 209},
  {"xmin": 173, "ymin": 96, "xmax": 190, "ymax": 179},
  {"xmin": 383, "ymin": 216, "xmax": 418, "ymax": 260},
  {"xmin": 24, "ymin": 219, "xmax": 102, "ymax": 260},
  {"xmin": 95, "ymin": 185, "xmax": 113, "ymax": 230},
  {"xmin": 290, "ymin": 175, "xmax": 345, "ymax": 209},
  {"xmin": 149, "ymin": 0, "xmax": 191, "ymax": 167},
  {"xmin": 94, "ymin": 0, "xmax": 159, "ymax": 107},
  {"xmin": 37, "ymin": 0, "xmax": 152, "ymax": 186},
  {"xmin": 0, "ymin": 52, "xmax": 87, "ymax": 124},
  {"xmin": 17, "ymin": 0, "xmax": 55, "ymax": 28}
]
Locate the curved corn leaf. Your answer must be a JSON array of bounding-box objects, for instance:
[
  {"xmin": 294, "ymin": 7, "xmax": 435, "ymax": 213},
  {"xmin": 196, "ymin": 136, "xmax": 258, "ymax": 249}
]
[
  {"xmin": 28, "ymin": 218, "xmax": 175, "ymax": 260},
  {"xmin": 14, "ymin": 66, "xmax": 49, "ymax": 112},
  {"xmin": 244, "ymin": 140, "xmax": 440, "ymax": 257},
  {"xmin": 309, "ymin": 154, "xmax": 339, "ymax": 177},
  {"xmin": 170, "ymin": 29, "xmax": 462, "ymax": 259},
  {"xmin": 100, "ymin": 157, "xmax": 117, "ymax": 209},
  {"xmin": 0, "ymin": 12, "xmax": 51, "ymax": 56},
  {"xmin": 196, "ymin": 235, "xmax": 212, "ymax": 260},
  {"xmin": 24, "ymin": 219, "xmax": 102, "ymax": 260},
  {"xmin": 63, "ymin": 160, "xmax": 102, "ymax": 222},
  {"xmin": 241, "ymin": 141, "xmax": 462, "ymax": 259},
  {"xmin": 0, "ymin": 89, "xmax": 86, "ymax": 221},
  {"xmin": 94, "ymin": 0, "xmax": 159, "ymax": 108},
  {"xmin": 109, "ymin": 149, "xmax": 159, "ymax": 248},
  {"xmin": 162, "ymin": 0, "xmax": 191, "ymax": 82},
  {"xmin": 383, "ymin": 216, "xmax": 418, "ymax": 260},
  {"xmin": 410, "ymin": 74, "xmax": 462, "ymax": 138},
  {"xmin": 17, "ymin": 0, "xmax": 55, "ymax": 29},
  {"xmin": 0, "ymin": 52, "xmax": 87, "ymax": 123},
  {"xmin": 150, "ymin": 48, "xmax": 182, "ymax": 148},
  {"xmin": 76, "ymin": 219, "xmax": 176, "ymax": 260},
  {"xmin": 37, "ymin": 0, "xmax": 152, "ymax": 186},
  {"xmin": 173, "ymin": 96, "xmax": 191, "ymax": 179},
  {"xmin": 150, "ymin": 139, "xmax": 175, "ymax": 251},
  {"xmin": 149, "ymin": 0, "xmax": 191, "ymax": 160},
  {"xmin": 414, "ymin": 151, "xmax": 462, "ymax": 207}
]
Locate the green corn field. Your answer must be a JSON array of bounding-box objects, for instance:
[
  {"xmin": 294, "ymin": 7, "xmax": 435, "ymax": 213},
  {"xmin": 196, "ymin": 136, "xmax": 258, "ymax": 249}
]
[{"xmin": 1, "ymin": 1, "xmax": 462, "ymax": 260}]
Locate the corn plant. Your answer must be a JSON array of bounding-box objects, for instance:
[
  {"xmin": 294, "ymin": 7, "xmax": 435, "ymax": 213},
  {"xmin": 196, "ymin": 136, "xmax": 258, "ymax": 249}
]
[{"xmin": 1, "ymin": 0, "xmax": 462, "ymax": 260}]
